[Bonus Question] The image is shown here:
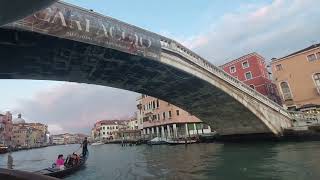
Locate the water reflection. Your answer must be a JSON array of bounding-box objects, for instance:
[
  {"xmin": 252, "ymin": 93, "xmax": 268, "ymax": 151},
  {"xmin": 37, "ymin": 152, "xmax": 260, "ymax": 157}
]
[
  {"xmin": 1, "ymin": 142, "xmax": 320, "ymax": 179},
  {"xmin": 142, "ymin": 144, "xmax": 223, "ymax": 179}
]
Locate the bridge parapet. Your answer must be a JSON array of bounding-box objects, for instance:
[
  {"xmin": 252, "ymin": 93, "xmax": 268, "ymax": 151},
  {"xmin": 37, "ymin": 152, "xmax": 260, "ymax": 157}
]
[
  {"xmin": 290, "ymin": 111, "xmax": 320, "ymax": 122},
  {"xmin": 160, "ymin": 39, "xmax": 291, "ymax": 119}
]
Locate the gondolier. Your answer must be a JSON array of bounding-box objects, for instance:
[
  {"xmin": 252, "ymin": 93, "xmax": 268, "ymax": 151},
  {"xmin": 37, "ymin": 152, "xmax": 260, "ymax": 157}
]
[{"xmin": 81, "ymin": 137, "xmax": 88, "ymax": 157}]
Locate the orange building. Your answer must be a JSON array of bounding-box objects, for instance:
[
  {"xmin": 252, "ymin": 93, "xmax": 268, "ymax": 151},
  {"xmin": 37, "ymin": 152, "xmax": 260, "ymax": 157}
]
[
  {"xmin": 137, "ymin": 95, "xmax": 212, "ymax": 139},
  {"xmin": 271, "ymin": 44, "xmax": 320, "ymax": 111}
]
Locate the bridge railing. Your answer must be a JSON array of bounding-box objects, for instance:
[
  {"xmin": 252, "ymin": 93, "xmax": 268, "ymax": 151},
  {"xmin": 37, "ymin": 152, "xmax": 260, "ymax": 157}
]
[
  {"xmin": 289, "ymin": 111, "xmax": 320, "ymax": 121},
  {"xmin": 159, "ymin": 38, "xmax": 291, "ymax": 118}
]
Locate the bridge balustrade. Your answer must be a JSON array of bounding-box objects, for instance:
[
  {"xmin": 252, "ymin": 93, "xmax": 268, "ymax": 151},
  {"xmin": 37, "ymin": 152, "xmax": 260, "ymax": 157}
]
[{"xmin": 159, "ymin": 39, "xmax": 292, "ymax": 118}]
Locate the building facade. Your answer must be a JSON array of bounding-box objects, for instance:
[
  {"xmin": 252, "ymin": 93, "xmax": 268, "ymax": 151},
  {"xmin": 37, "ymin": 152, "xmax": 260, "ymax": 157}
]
[
  {"xmin": 92, "ymin": 120, "xmax": 127, "ymax": 141},
  {"xmin": 138, "ymin": 95, "xmax": 212, "ymax": 139},
  {"xmin": 10, "ymin": 114, "xmax": 49, "ymax": 147},
  {"xmin": 128, "ymin": 115, "xmax": 139, "ymax": 130},
  {"xmin": 271, "ymin": 44, "xmax": 320, "ymax": 110},
  {"xmin": 221, "ymin": 52, "xmax": 281, "ymax": 104},
  {"xmin": 12, "ymin": 123, "xmax": 31, "ymax": 148},
  {"xmin": 0, "ymin": 112, "xmax": 13, "ymax": 146},
  {"xmin": 136, "ymin": 96, "xmax": 144, "ymax": 130},
  {"xmin": 51, "ymin": 133, "xmax": 87, "ymax": 145},
  {"xmin": 51, "ymin": 135, "xmax": 65, "ymax": 145},
  {"xmin": 28, "ymin": 123, "xmax": 48, "ymax": 145}
]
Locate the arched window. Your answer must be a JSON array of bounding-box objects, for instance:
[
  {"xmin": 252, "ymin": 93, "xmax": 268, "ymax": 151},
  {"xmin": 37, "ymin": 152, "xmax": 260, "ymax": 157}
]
[
  {"xmin": 280, "ymin": 82, "xmax": 292, "ymax": 100},
  {"xmin": 313, "ymin": 73, "xmax": 320, "ymax": 88}
]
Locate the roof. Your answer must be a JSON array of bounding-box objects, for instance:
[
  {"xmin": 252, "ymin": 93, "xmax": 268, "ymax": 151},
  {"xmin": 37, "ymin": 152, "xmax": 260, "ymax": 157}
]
[
  {"xmin": 297, "ymin": 104, "xmax": 320, "ymax": 110},
  {"xmin": 273, "ymin": 43, "xmax": 320, "ymax": 62},
  {"xmin": 28, "ymin": 123, "xmax": 46, "ymax": 126},
  {"xmin": 97, "ymin": 119, "xmax": 128, "ymax": 125},
  {"xmin": 220, "ymin": 52, "xmax": 264, "ymax": 68}
]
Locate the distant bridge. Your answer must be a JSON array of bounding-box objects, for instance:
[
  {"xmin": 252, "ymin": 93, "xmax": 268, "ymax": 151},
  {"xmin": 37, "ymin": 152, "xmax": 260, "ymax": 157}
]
[{"xmin": 0, "ymin": 1, "xmax": 295, "ymax": 137}]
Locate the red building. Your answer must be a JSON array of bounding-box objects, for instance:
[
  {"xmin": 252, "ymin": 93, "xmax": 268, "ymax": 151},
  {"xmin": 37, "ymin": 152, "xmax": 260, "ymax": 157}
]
[
  {"xmin": 220, "ymin": 52, "xmax": 281, "ymax": 105},
  {"xmin": 0, "ymin": 112, "xmax": 13, "ymax": 146}
]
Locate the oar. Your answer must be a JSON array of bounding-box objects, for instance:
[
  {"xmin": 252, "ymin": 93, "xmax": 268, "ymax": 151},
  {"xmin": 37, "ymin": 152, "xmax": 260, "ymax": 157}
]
[{"xmin": 73, "ymin": 146, "xmax": 81, "ymax": 154}]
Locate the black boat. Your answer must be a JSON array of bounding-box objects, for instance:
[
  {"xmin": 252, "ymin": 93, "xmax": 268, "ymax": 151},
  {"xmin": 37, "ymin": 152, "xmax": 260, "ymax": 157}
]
[{"xmin": 35, "ymin": 154, "xmax": 88, "ymax": 178}]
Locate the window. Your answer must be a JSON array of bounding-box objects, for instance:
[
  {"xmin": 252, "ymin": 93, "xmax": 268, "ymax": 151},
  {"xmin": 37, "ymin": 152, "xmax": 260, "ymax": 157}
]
[
  {"xmin": 176, "ymin": 110, "xmax": 180, "ymax": 116},
  {"xmin": 280, "ymin": 82, "xmax": 292, "ymax": 100},
  {"xmin": 103, "ymin": 132, "xmax": 105, "ymax": 135},
  {"xmin": 116, "ymin": 126, "xmax": 118, "ymax": 129},
  {"xmin": 230, "ymin": 66, "xmax": 236, "ymax": 73},
  {"xmin": 156, "ymin": 99, "xmax": 159, "ymax": 108},
  {"xmin": 163, "ymin": 112, "xmax": 166, "ymax": 120},
  {"xmin": 157, "ymin": 114, "xmax": 160, "ymax": 120},
  {"xmin": 307, "ymin": 54, "xmax": 317, "ymax": 62},
  {"xmin": 317, "ymin": 52, "xmax": 320, "ymax": 59},
  {"xmin": 245, "ymin": 72, "xmax": 252, "ymax": 80},
  {"xmin": 107, "ymin": 126, "xmax": 109, "ymax": 129},
  {"xmin": 249, "ymin": 85, "xmax": 255, "ymax": 89},
  {"xmin": 242, "ymin": 61, "xmax": 249, "ymax": 68},
  {"xmin": 152, "ymin": 101, "xmax": 155, "ymax": 109},
  {"xmin": 169, "ymin": 111, "xmax": 172, "ymax": 118},
  {"xmin": 313, "ymin": 73, "xmax": 320, "ymax": 90},
  {"xmin": 276, "ymin": 64, "xmax": 283, "ymax": 71}
]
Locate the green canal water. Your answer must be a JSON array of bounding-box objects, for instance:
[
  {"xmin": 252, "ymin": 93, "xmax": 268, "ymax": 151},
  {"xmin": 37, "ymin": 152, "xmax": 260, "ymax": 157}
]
[{"xmin": 1, "ymin": 142, "xmax": 320, "ymax": 180}]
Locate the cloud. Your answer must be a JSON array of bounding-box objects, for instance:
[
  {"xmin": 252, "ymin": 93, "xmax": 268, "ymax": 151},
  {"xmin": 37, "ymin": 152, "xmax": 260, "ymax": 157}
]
[
  {"xmin": 13, "ymin": 83, "xmax": 138, "ymax": 135},
  {"xmin": 181, "ymin": 0, "xmax": 320, "ymax": 65},
  {"xmin": 48, "ymin": 124, "xmax": 64, "ymax": 134}
]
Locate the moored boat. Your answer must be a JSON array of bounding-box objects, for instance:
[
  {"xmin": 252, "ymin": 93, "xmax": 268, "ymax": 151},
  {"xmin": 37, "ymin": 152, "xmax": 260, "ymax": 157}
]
[
  {"xmin": 0, "ymin": 145, "xmax": 8, "ymax": 154},
  {"xmin": 166, "ymin": 139, "xmax": 197, "ymax": 145},
  {"xmin": 91, "ymin": 141, "xmax": 103, "ymax": 146},
  {"xmin": 147, "ymin": 137, "xmax": 167, "ymax": 145}
]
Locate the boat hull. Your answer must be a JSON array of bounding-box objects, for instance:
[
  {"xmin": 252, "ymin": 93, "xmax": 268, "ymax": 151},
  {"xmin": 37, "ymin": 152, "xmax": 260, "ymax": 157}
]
[
  {"xmin": 0, "ymin": 147, "xmax": 8, "ymax": 154},
  {"xmin": 35, "ymin": 154, "xmax": 88, "ymax": 178},
  {"xmin": 166, "ymin": 140, "xmax": 197, "ymax": 145}
]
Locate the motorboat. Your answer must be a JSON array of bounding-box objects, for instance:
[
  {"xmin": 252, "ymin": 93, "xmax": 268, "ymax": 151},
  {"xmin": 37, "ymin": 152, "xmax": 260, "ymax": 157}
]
[
  {"xmin": 91, "ymin": 141, "xmax": 103, "ymax": 146},
  {"xmin": 147, "ymin": 137, "xmax": 167, "ymax": 145},
  {"xmin": 0, "ymin": 145, "xmax": 8, "ymax": 154},
  {"xmin": 166, "ymin": 138, "xmax": 197, "ymax": 145}
]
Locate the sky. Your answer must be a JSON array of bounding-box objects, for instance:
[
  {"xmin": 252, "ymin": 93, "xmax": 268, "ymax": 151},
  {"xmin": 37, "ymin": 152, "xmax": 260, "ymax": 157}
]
[{"xmin": 1, "ymin": 0, "xmax": 319, "ymax": 134}]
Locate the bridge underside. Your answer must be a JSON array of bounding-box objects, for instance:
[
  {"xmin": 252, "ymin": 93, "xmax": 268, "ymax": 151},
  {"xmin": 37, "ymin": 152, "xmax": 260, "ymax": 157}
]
[
  {"xmin": 0, "ymin": 0, "xmax": 56, "ymax": 26},
  {"xmin": 0, "ymin": 29, "xmax": 273, "ymax": 135}
]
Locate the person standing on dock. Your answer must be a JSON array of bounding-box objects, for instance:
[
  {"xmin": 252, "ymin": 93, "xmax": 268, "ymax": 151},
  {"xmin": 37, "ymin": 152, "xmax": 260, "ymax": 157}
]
[{"xmin": 81, "ymin": 137, "xmax": 88, "ymax": 157}]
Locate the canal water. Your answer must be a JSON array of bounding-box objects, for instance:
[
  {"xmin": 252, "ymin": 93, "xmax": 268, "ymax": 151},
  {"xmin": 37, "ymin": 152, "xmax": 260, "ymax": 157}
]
[{"xmin": 1, "ymin": 142, "xmax": 320, "ymax": 180}]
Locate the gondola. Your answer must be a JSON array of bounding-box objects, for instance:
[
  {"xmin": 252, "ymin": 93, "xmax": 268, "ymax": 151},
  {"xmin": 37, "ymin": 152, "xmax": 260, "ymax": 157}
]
[{"xmin": 35, "ymin": 153, "xmax": 88, "ymax": 178}]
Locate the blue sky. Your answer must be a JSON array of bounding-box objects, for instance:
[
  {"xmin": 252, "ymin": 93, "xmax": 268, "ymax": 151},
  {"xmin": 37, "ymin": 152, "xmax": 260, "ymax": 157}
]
[
  {"xmin": 1, "ymin": 0, "xmax": 319, "ymax": 134},
  {"xmin": 65, "ymin": 0, "xmax": 271, "ymax": 37}
]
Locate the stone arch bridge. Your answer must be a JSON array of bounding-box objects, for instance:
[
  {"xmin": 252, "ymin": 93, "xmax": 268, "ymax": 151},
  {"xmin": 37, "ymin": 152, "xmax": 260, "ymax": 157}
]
[{"xmin": 0, "ymin": 1, "xmax": 294, "ymax": 137}]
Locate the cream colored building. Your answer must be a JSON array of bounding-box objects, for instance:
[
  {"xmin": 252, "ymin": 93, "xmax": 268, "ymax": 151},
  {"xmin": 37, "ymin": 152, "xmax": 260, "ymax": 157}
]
[
  {"xmin": 271, "ymin": 44, "xmax": 320, "ymax": 110},
  {"xmin": 12, "ymin": 124, "xmax": 30, "ymax": 148},
  {"xmin": 128, "ymin": 115, "xmax": 138, "ymax": 130},
  {"xmin": 11, "ymin": 114, "xmax": 49, "ymax": 147},
  {"xmin": 138, "ymin": 95, "xmax": 212, "ymax": 139},
  {"xmin": 97, "ymin": 120, "xmax": 127, "ymax": 140}
]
